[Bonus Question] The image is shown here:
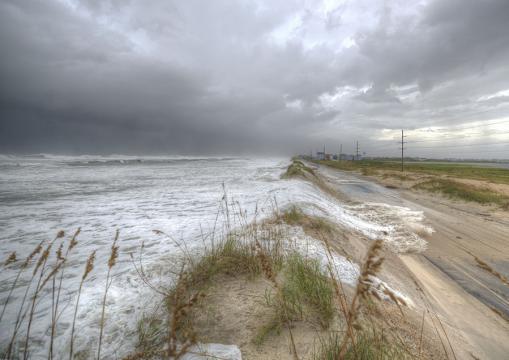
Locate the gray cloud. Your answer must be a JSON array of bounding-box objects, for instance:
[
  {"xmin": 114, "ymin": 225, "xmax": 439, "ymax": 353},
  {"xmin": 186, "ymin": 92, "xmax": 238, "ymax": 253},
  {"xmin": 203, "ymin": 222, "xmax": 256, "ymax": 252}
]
[{"xmin": 1, "ymin": 0, "xmax": 509, "ymax": 158}]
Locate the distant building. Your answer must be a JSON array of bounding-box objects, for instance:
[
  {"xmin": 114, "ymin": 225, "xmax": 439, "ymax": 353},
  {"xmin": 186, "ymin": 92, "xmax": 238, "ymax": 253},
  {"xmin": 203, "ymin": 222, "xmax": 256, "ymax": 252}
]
[
  {"xmin": 312, "ymin": 152, "xmax": 362, "ymax": 161},
  {"xmin": 339, "ymin": 154, "xmax": 359, "ymax": 161}
]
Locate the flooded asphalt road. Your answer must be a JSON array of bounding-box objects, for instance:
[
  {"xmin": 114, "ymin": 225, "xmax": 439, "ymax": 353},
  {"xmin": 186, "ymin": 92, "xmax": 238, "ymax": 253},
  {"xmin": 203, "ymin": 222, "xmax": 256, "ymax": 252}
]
[{"xmin": 309, "ymin": 162, "xmax": 509, "ymax": 359}]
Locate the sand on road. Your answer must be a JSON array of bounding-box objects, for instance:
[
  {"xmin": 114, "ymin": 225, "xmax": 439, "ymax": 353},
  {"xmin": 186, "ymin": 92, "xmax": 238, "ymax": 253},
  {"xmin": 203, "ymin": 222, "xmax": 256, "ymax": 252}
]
[{"xmin": 312, "ymin": 163, "xmax": 509, "ymax": 360}]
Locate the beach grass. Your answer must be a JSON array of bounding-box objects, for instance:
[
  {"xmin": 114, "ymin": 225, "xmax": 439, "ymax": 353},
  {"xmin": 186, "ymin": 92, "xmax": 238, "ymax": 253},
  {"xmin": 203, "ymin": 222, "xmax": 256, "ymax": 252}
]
[
  {"xmin": 413, "ymin": 178, "xmax": 509, "ymax": 206},
  {"xmin": 281, "ymin": 253, "xmax": 335, "ymax": 327},
  {"xmin": 318, "ymin": 159, "xmax": 509, "ymax": 185},
  {"xmin": 317, "ymin": 159, "xmax": 509, "ymax": 207},
  {"xmin": 282, "ymin": 159, "xmax": 316, "ymax": 179}
]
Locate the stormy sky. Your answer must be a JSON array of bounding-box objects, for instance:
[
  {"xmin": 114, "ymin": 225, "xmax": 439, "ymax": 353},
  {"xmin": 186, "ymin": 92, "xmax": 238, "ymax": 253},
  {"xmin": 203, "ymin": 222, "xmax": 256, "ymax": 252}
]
[{"xmin": 1, "ymin": 0, "xmax": 509, "ymax": 158}]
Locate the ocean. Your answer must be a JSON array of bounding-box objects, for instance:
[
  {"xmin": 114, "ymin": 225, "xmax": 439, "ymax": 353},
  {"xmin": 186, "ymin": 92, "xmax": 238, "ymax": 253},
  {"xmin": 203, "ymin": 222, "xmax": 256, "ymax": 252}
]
[{"xmin": 0, "ymin": 155, "xmax": 428, "ymax": 358}]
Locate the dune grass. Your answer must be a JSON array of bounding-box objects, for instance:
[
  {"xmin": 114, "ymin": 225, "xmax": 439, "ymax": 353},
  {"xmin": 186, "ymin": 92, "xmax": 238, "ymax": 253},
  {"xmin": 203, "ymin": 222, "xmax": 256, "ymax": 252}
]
[
  {"xmin": 317, "ymin": 159, "xmax": 509, "ymax": 208},
  {"xmin": 282, "ymin": 253, "xmax": 335, "ymax": 327},
  {"xmin": 182, "ymin": 235, "xmax": 266, "ymax": 286},
  {"xmin": 318, "ymin": 159, "xmax": 509, "ymax": 185},
  {"xmin": 279, "ymin": 205, "xmax": 335, "ymax": 236},
  {"xmin": 413, "ymin": 178, "xmax": 509, "ymax": 207},
  {"xmin": 314, "ymin": 330, "xmax": 408, "ymax": 360},
  {"xmin": 253, "ymin": 251, "xmax": 336, "ymax": 346},
  {"xmin": 149, "ymin": 208, "xmax": 415, "ymax": 360},
  {"xmin": 282, "ymin": 159, "xmax": 316, "ymax": 179}
]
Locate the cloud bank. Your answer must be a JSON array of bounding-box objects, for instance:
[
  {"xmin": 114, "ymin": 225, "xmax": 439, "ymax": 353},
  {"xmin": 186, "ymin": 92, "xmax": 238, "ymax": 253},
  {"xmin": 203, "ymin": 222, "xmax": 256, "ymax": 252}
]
[{"xmin": 1, "ymin": 0, "xmax": 509, "ymax": 158}]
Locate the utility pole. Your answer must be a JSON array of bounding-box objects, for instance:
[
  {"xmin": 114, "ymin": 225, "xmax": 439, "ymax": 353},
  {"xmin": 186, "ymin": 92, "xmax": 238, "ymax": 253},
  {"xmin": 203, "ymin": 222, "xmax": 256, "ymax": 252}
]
[
  {"xmin": 400, "ymin": 130, "xmax": 407, "ymax": 172},
  {"xmin": 339, "ymin": 143, "xmax": 342, "ymax": 162},
  {"xmin": 355, "ymin": 141, "xmax": 359, "ymax": 161},
  {"xmin": 323, "ymin": 144, "xmax": 326, "ymax": 160}
]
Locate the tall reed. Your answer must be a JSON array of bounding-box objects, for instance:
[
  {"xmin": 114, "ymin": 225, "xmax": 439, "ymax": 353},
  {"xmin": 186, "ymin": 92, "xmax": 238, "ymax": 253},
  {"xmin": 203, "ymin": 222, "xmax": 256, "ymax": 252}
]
[
  {"xmin": 166, "ymin": 269, "xmax": 200, "ymax": 359},
  {"xmin": 69, "ymin": 250, "xmax": 96, "ymax": 360},
  {"xmin": 1, "ymin": 242, "xmax": 44, "ymax": 326},
  {"xmin": 49, "ymin": 228, "xmax": 80, "ymax": 359},
  {"xmin": 3, "ymin": 252, "xmax": 17, "ymax": 266},
  {"xmin": 97, "ymin": 230, "xmax": 120, "ymax": 360},
  {"xmin": 4, "ymin": 240, "xmax": 46, "ymax": 359},
  {"xmin": 23, "ymin": 231, "xmax": 65, "ymax": 360},
  {"xmin": 338, "ymin": 239, "xmax": 384, "ymax": 357}
]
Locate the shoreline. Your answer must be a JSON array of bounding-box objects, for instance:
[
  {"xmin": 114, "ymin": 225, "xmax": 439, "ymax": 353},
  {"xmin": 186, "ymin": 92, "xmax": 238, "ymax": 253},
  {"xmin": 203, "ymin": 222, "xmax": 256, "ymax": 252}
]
[{"xmin": 3, "ymin": 158, "xmax": 507, "ymax": 359}]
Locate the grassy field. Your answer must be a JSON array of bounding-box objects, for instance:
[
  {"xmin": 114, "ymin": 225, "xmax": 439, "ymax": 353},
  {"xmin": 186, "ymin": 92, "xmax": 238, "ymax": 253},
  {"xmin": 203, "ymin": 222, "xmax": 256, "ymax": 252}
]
[
  {"xmin": 413, "ymin": 179, "xmax": 509, "ymax": 208},
  {"xmin": 314, "ymin": 159, "xmax": 509, "ymax": 208},
  {"xmin": 316, "ymin": 159, "xmax": 509, "ymax": 185}
]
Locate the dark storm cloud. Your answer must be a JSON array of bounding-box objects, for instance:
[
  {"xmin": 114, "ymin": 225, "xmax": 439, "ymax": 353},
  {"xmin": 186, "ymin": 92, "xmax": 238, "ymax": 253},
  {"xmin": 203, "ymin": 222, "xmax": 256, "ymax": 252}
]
[{"xmin": 1, "ymin": 0, "xmax": 509, "ymax": 157}]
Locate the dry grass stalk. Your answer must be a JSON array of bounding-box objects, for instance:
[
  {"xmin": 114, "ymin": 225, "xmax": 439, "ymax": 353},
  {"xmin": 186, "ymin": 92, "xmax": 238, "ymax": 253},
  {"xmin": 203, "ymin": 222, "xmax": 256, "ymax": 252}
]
[
  {"xmin": 4, "ymin": 240, "xmax": 46, "ymax": 358},
  {"xmin": 97, "ymin": 229, "xmax": 120, "ymax": 360},
  {"xmin": 419, "ymin": 310, "xmax": 425, "ymax": 359},
  {"xmin": 474, "ymin": 256, "xmax": 509, "ymax": 286},
  {"xmin": 4, "ymin": 252, "xmax": 17, "ymax": 266},
  {"xmin": 1, "ymin": 231, "xmax": 75, "ymax": 359},
  {"xmin": 0, "ymin": 250, "xmax": 28, "ymax": 324},
  {"xmin": 255, "ymin": 239, "xmax": 300, "ymax": 360},
  {"xmin": 412, "ymin": 278, "xmax": 453, "ymax": 359},
  {"xmin": 70, "ymin": 250, "xmax": 96, "ymax": 360},
  {"xmin": 23, "ymin": 230, "xmax": 65, "ymax": 360},
  {"xmin": 338, "ymin": 239, "xmax": 384, "ymax": 358},
  {"xmin": 320, "ymin": 236, "xmax": 358, "ymax": 354},
  {"xmin": 50, "ymin": 228, "xmax": 80, "ymax": 359},
  {"xmin": 166, "ymin": 269, "xmax": 201, "ymax": 359},
  {"xmin": 129, "ymin": 242, "xmax": 169, "ymax": 296}
]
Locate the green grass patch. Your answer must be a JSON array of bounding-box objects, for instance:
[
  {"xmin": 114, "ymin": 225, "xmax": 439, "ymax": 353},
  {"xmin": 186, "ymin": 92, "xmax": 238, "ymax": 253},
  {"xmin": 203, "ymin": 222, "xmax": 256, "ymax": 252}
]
[
  {"xmin": 317, "ymin": 160, "xmax": 509, "ymax": 185},
  {"xmin": 135, "ymin": 312, "xmax": 166, "ymax": 357},
  {"xmin": 263, "ymin": 252, "xmax": 334, "ymax": 328},
  {"xmin": 361, "ymin": 167, "xmax": 379, "ymax": 176},
  {"xmin": 413, "ymin": 179, "xmax": 509, "ymax": 206},
  {"xmin": 313, "ymin": 330, "xmax": 408, "ymax": 360},
  {"xmin": 381, "ymin": 172, "xmax": 415, "ymax": 181},
  {"xmin": 280, "ymin": 206, "xmax": 335, "ymax": 235},
  {"xmin": 282, "ymin": 253, "xmax": 334, "ymax": 327},
  {"xmin": 253, "ymin": 316, "xmax": 282, "ymax": 346},
  {"xmin": 185, "ymin": 235, "xmax": 275, "ymax": 288},
  {"xmin": 256, "ymin": 252, "xmax": 335, "ymax": 345}
]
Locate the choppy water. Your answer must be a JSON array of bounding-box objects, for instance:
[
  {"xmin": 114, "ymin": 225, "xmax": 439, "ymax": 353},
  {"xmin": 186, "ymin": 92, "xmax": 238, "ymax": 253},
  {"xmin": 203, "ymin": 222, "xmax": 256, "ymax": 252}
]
[{"xmin": 0, "ymin": 155, "xmax": 429, "ymax": 358}]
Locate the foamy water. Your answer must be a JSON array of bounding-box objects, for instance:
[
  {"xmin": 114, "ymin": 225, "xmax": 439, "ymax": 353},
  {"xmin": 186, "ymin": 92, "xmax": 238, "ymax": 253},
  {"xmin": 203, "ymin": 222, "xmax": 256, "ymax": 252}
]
[{"xmin": 0, "ymin": 155, "xmax": 428, "ymax": 358}]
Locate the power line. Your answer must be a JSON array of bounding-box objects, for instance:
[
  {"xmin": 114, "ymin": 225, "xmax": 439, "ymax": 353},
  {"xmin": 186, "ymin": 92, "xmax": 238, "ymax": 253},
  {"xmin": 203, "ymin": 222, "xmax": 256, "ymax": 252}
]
[
  {"xmin": 408, "ymin": 119, "xmax": 509, "ymax": 133},
  {"xmin": 406, "ymin": 148, "xmax": 509, "ymax": 155},
  {"xmin": 410, "ymin": 141, "xmax": 509, "ymax": 149},
  {"xmin": 408, "ymin": 131, "xmax": 509, "ymax": 143},
  {"xmin": 400, "ymin": 129, "xmax": 406, "ymax": 171},
  {"xmin": 364, "ymin": 142, "xmax": 404, "ymax": 150},
  {"xmin": 373, "ymin": 125, "xmax": 509, "ymax": 147},
  {"xmin": 365, "ymin": 138, "xmax": 509, "ymax": 151}
]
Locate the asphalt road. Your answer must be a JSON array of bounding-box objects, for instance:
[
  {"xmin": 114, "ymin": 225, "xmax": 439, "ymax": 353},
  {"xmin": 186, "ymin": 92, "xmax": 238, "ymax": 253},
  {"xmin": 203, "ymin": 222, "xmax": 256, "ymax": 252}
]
[{"xmin": 311, "ymin": 162, "xmax": 509, "ymax": 360}]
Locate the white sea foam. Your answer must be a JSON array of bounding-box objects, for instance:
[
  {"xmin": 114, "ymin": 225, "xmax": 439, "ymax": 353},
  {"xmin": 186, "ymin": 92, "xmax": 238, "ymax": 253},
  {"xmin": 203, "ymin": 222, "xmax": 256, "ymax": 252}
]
[
  {"xmin": 278, "ymin": 224, "xmax": 413, "ymax": 306},
  {"xmin": 345, "ymin": 203, "xmax": 431, "ymax": 253}
]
